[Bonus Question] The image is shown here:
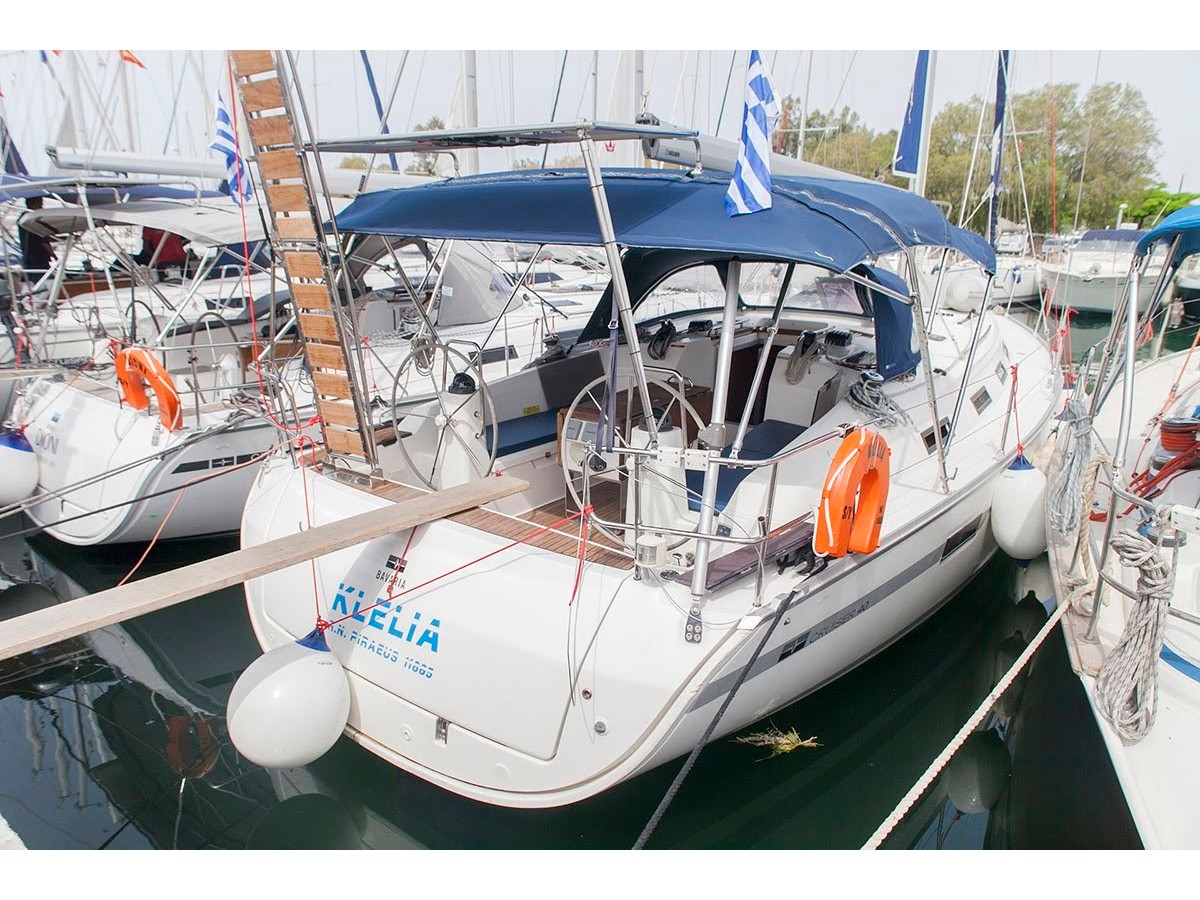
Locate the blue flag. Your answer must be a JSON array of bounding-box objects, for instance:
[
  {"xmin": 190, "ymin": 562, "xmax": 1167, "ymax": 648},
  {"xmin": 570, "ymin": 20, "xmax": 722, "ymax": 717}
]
[
  {"xmin": 724, "ymin": 50, "xmax": 781, "ymax": 217},
  {"xmin": 211, "ymin": 91, "xmax": 252, "ymax": 205}
]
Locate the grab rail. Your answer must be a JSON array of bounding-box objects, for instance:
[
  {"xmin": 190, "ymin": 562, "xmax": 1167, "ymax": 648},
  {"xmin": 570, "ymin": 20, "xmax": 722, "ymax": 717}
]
[{"xmin": 578, "ymin": 423, "xmax": 849, "ymax": 596}]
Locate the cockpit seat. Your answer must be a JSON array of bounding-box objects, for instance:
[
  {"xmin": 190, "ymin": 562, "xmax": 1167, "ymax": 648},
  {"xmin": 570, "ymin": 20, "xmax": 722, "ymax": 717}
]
[{"xmin": 685, "ymin": 419, "xmax": 806, "ymax": 512}]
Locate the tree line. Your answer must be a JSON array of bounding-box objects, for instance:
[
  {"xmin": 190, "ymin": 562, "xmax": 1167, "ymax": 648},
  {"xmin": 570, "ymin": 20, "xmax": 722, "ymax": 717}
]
[
  {"xmin": 341, "ymin": 82, "xmax": 1197, "ymax": 237},
  {"xmin": 774, "ymin": 81, "xmax": 1196, "ymax": 236}
]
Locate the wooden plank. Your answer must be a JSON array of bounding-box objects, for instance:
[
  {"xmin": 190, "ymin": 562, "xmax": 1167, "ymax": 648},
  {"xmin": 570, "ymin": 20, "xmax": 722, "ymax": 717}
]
[
  {"xmin": 248, "ymin": 114, "xmax": 293, "ymax": 149},
  {"xmin": 325, "ymin": 426, "xmax": 365, "ymax": 456},
  {"xmin": 318, "ymin": 398, "xmax": 359, "ymax": 428},
  {"xmin": 259, "ymin": 148, "xmax": 303, "ymax": 181},
  {"xmin": 284, "ymin": 251, "xmax": 325, "ymax": 279},
  {"xmin": 312, "ymin": 371, "xmax": 351, "ymax": 398},
  {"xmin": 290, "ymin": 283, "xmax": 331, "ymax": 310},
  {"xmin": 298, "ymin": 313, "xmax": 338, "ymax": 342},
  {"xmin": 306, "ymin": 341, "xmax": 347, "ymax": 370},
  {"xmin": 242, "ymin": 78, "xmax": 285, "ymax": 113},
  {"xmin": 231, "ymin": 50, "xmax": 277, "ymax": 78},
  {"xmin": 266, "ymin": 183, "xmax": 310, "ymax": 214},
  {"xmin": 275, "ymin": 216, "xmax": 316, "ymax": 242},
  {"xmin": 0, "ymin": 475, "xmax": 529, "ymax": 662}
]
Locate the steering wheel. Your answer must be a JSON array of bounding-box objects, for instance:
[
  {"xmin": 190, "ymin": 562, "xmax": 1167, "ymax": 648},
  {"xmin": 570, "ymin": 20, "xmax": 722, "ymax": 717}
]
[
  {"xmin": 388, "ymin": 341, "xmax": 497, "ymax": 490},
  {"xmin": 559, "ymin": 370, "xmax": 706, "ymax": 548}
]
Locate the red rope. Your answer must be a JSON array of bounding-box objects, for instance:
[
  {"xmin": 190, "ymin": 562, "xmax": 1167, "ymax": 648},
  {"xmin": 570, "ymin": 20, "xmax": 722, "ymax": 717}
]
[
  {"xmin": 324, "ymin": 504, "xmax": 595, "ymax": 629},
  {"xmin": 115, "ymin": 440, "xmax": 287, "ymax": 587}
]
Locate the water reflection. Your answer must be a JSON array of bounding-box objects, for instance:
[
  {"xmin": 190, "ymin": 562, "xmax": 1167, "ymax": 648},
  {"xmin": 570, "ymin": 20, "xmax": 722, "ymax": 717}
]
[{"xmin": 0, "ymin": 519, "xmax": 1138, "ymax": 850}]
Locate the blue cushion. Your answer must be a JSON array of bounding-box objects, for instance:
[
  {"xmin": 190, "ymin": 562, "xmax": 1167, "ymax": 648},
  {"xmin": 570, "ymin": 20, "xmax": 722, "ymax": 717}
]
[
  {"xmin": 484, "ymin": 409, "xmax": 560, "ymax": 457},
  {"xmin": 685, "ymin": 419, "xmax": 806, "ymax": 512}
]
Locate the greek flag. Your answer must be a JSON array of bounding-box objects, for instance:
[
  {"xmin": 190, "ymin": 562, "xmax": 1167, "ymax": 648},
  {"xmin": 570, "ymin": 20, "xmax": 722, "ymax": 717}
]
[
  {"xmin": 724, "ymin": 50, "xmax": 781, "ymax": 217},
  {"xmin": 211, "ymin": 91, "xmax": 252, "ymax": 205}
]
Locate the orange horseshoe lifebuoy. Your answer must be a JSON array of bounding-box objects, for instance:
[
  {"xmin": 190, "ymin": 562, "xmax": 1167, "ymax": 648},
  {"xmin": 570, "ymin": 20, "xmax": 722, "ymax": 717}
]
[
  {"xmin": 813, "ymin": 428, "xmax": 890, "ymax": 558},
  {"xmin": 115, "ymin": 347, "xmax": 182, "ymax": 431}
]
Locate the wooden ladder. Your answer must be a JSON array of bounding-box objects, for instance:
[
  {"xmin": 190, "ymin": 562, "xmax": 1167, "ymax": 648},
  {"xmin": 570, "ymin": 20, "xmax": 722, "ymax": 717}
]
[{"xmin": 227, "ymin": 50, "xmax": 377, "ymax": 467}]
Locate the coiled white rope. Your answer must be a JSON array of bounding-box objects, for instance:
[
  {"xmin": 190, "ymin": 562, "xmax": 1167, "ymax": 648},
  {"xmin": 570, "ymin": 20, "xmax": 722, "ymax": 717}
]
[
  {"xmin": 1048, "ymin": 398, "xmax": 1092, "ymax": 534},
  {"xmin": 847, "ymin": 376, "xmax": 910, "ymax": 428},
  {"xmin": 1092, "ymin": 526, "xmax": 1173, "ymax": 742},
  {"xmin": 862, "ymin": 588, "xmax": 1070, "ymax": 849}
]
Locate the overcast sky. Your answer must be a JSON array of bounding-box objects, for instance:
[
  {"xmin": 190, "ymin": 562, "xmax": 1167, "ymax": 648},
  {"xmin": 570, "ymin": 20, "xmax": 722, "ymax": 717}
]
[{"xmin": 3, "ymin": 6, "xmax": 1195, "ymax": 196}]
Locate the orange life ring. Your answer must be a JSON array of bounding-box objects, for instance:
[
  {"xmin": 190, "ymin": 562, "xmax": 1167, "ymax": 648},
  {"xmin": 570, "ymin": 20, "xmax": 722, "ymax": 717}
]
[
  {"xmin": 115, "ymin": 346, "xmax": 182, "ymax": 431},
  {"xmin": 813, "ymin": 428, "xmax": 890, "ymax": 558}
]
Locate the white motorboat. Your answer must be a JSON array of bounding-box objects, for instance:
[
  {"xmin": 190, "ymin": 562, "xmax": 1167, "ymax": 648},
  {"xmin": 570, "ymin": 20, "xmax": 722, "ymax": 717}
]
[
  {"xmin": 1045, "ymin": 205, "xmax": 1200, "ymax": 848},
  {"xmin": 1041, "ymin": 228, "xmax": 1164, "ymax": 313},
  {"xmin": 226, "ymin": 97, "xmax": 1061, "ymax": 809}
]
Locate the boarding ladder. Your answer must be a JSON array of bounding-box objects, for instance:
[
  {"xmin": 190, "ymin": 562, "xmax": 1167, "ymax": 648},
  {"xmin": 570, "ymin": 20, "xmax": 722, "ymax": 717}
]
[{"xmin": 228, "ymin": 50, "xmax": 379, "ymax": 469}]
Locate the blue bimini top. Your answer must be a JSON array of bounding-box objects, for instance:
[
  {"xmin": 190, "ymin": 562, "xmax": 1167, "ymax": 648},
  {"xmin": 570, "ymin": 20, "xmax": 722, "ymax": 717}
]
[{"xmin": 332, "ymin": 168, "xmax": 996, "ymax": 275}]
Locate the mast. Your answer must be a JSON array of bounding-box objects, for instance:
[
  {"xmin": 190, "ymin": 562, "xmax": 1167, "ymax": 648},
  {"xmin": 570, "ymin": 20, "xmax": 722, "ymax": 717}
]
[
  {"xmin": 797, "ymin": 50, "xmax": 812, "ymax": 160},
  {"xmin": 463, "ymin": 50, "xmax": 478, "ymax": 175},
  {"xmin": 988, "ymin": 51, "xmax": 1009, "ymax": 246}
]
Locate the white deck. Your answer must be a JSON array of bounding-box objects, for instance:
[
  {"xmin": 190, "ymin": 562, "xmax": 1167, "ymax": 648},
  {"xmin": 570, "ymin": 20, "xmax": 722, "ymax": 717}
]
[{"xmin": 0, "ymin": 810, "xmax": 25, "ymax": 850}]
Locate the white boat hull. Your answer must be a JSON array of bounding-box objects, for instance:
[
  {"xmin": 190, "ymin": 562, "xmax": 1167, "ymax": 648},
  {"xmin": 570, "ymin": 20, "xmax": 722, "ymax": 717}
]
[
  {"xmin": 241, "ymin": 309, "xmax": 1060, "ymax": 808},
  {"xmin": 13, "ymin": 376, "xmax": 284, "ymax": 545}
]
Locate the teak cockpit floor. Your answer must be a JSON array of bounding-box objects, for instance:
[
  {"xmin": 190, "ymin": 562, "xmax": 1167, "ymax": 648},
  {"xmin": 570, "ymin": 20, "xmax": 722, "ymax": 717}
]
[{"xmin": 346, "ymin": 475, "xmax": 634, "ymax": 570}]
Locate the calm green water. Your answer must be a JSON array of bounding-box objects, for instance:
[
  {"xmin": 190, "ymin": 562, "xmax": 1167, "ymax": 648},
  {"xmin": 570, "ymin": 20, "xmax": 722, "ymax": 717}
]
[
  {"xmin": 0, "ymin": 306, "xmax": 1155, "ymax": 851},
  {"xmin": 0, "ymin": 518, "xmax": 1140, "ymax": 850}
]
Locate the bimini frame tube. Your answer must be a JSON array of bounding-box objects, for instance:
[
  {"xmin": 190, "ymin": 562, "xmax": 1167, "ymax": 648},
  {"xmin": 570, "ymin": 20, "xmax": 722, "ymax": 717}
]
[
  {"xmin": 692, "ymin": 259, "xmax": 743, "ymax": 600},
  {"xmin": 578, "ymin": 134, "xmax": 658, "ymax": 445},
  {"xmin": 905, "ymin": 248, "xmax": 951, "ymax": 492}
]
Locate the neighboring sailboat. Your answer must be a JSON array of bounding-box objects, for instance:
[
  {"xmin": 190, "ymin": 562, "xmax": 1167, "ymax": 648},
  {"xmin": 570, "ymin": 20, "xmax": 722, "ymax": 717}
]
[
  {"xmin": 224, "ymin": 52, "xmax": 1061, "ymax": 810},
  {"xmin": 1045, "ymin": 205, "xmax": 1200, "ymax": 848}
]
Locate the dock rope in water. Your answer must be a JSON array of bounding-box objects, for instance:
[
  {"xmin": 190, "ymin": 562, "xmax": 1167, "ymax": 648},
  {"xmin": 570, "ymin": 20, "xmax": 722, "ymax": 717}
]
[
  {"xmin": 862, "ymin": 589, "xmax": 1071, "ymax": 849},
  {"xmin": 1092, "ymin": 525, "xmax": 1173, "ymax": 743}
]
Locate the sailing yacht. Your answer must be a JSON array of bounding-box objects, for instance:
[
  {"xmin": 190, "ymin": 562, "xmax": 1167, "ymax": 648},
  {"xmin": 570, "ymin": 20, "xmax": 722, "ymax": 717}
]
[
  {"xmin": 225, "ymin": 58, "xmax": 1060, "ymax": 808},
  {"xmin": 3, "ymin": 186, "xmax": 311, "ymax": 545},
  {"xmin": 1045, "ymin": 205, "xmax": 1200, "ymax": 848}
]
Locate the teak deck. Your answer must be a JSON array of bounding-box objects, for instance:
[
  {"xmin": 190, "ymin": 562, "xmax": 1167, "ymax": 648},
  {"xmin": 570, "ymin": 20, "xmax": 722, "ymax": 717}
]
[{"xmin": 352, "ymin": 476, "xmax": 634, "ymax": 570}]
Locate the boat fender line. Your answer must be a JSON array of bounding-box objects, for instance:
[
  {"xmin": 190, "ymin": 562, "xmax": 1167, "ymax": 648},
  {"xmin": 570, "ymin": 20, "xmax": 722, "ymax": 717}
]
[
  {"xmin": 115, "ymin": 347, "xmax": 182, "ymax": 431},
  {"xmin": 813, "ymin": 428, "xmax": 890, "ymax": 558},
  {"xmin": 862, "ymin": 572, "xmax": 1071, "ymax": 849}
]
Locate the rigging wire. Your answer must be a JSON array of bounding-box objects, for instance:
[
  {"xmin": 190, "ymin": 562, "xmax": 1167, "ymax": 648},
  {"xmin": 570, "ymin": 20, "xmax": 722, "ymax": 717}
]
[{"xmin": 541, "ymin": 51, "xmax": 570, "ymax": 169}]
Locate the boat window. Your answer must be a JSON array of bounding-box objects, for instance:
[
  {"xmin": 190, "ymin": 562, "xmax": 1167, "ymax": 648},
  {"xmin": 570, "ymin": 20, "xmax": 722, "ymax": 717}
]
[
  {"xmin": 634, "ymin": 264, "xmax": 726, "ymax": 325},
  {"xmin": 739, "ymin": 262, "xmax": 867, "ymax": 316}
]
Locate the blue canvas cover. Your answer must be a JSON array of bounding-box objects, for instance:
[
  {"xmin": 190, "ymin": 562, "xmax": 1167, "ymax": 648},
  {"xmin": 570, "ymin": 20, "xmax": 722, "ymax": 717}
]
[
  {"xmin": 0, "ymin": 174, "xmax": 219, "ymax": 203},
  {"xmin": 860, "ymin": 265, "xmax": 920, "ymax": 381},
  {"xmin": 1136, "ymin": 206, "xmax": 1200, "ymax": 269},
  {"xmin": 333, "ymin": 169, "xmax": 996, "ymax": 274}
]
